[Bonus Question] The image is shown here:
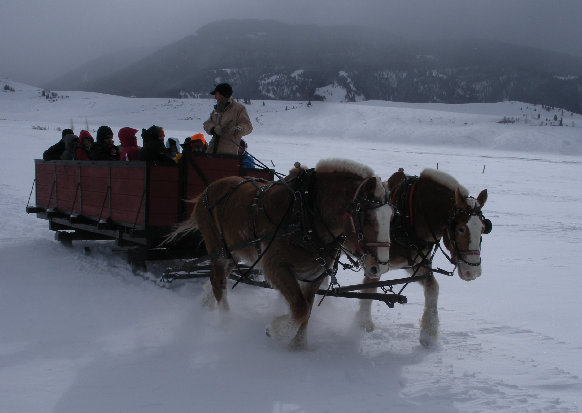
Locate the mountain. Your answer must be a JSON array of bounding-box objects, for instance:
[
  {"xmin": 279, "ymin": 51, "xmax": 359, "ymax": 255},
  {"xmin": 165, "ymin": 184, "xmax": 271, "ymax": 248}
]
[
  {"xmin": 45, "ymin": 46, "xmax": 156, "ymax": 92},
  {"xmin": 52, "ymin": 19, "xmax": 582, "ymax": 113}
]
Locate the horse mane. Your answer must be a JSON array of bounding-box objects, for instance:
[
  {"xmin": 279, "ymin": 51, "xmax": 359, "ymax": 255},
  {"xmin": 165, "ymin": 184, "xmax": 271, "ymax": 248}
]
[
  {"xmin": 315, "ymin": 158, "xmax": 375, "ymax": 179},
  {"xmin": 420, "ymin": 168, "xmax": 468, "ymax": 197}
]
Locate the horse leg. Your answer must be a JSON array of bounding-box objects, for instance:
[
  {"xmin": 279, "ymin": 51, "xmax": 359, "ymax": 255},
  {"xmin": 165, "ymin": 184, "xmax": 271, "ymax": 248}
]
[
  {"xmin": 356, "ymin": 275, "xmax": 379, "ymax": 332},
  {"xmin": 419, "ymin": 269, "xmax": 440, "ymax": 347},
  {"xmin": 288, "ymin": 278, "xmax": 325, "ymax": 350},
  {"xmin": 264, "ymin": 263, "xmax": 311, "ymax": 345}
]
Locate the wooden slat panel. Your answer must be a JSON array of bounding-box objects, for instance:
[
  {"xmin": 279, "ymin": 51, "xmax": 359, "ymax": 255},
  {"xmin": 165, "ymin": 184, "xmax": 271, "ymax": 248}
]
[
  {"xmin": 149, "ymin": 181, "xmax": 179, "ymax": 198},
  {"xmin": 80, "ymin": 165, "xmax": 109, "ymax": 178},
  {"xmin": 35, "ymin": 163, "xmax": 55, "ymax": 208},
  {"xmin": 150, "ymin": 166, "xmax": 179, "ymax": 182},
  {"xmin": 148, "ymin": 213, "xmax": 179, "ymax": 227}
]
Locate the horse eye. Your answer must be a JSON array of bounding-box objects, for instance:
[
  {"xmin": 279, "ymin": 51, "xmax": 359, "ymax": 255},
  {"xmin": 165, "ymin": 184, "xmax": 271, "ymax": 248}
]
[{"xmin": 457, "ymin": 227, "xmax": 465, "ymax": 233}]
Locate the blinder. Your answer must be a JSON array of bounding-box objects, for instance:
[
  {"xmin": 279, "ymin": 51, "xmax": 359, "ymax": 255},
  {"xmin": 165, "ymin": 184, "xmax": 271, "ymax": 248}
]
[{"xmin": 483, "ymin": 217, "xmax": 492, "ymax": 234}]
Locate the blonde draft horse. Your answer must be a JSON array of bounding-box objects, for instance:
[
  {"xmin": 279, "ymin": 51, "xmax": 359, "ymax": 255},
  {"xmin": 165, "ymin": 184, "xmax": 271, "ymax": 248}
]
[
  {"xmin": 357, "ymin": 168, "xmax": 490, "ymax": 347},
  {"xmin": 169, "ymin": 159, "xmax": 393, "ymax": 349}
]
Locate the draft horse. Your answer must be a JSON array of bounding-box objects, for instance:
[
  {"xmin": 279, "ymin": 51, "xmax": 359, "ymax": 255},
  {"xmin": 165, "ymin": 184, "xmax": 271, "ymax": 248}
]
[
  {"xmin": 170, "ymin": 159, "xmax": 393, "ymax": 348},
  {"xmin": 357, "ymin": 168, "xmax": 491, "ymax": 346}
]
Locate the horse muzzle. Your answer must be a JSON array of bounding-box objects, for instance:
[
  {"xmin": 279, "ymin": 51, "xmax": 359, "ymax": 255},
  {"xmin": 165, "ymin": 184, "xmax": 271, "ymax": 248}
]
[{"xmin": 457, "ymin": 253, "xmax": 482, "ymax": 281}]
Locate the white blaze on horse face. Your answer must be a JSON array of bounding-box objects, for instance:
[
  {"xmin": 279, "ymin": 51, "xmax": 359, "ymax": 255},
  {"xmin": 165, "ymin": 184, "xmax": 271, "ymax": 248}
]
[
  {"xmin": 457, "ymin": 199, "xmax": 483, "ymax": 281},
  {"xmin": 376, "ymin": 204, "xmax": 394, "ymax": 274},
  {"xmin": 365, "ymin": 201, "xmax": 393, "ymax": 278}
]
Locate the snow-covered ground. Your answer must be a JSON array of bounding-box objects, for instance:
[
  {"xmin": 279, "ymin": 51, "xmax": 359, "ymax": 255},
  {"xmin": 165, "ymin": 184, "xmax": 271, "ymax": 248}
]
[{"xmin": 1, "ymin": 79, "xmax": 582, "ymax": 413}]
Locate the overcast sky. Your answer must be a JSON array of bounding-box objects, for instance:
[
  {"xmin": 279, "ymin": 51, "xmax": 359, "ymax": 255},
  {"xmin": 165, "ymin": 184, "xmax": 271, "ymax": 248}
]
[{"xmin": 1, "ymin": 0, "xmax": 582, "ymax": 86}]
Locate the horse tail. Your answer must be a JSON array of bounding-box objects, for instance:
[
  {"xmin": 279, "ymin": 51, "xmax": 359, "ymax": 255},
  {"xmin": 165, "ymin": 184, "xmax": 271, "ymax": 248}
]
[{"xmin": 161, "ymin": 197, "xmax": 201, "ymax": 245}]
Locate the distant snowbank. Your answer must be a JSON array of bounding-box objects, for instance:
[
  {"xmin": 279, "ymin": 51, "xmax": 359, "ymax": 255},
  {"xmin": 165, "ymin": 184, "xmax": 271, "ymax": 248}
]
[{"xmin": 1, "ymin": 78, "xmax": 581, "ymax": 156}]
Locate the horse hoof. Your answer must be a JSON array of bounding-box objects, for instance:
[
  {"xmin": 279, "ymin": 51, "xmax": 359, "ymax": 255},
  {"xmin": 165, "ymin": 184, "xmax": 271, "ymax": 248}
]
[
  {"xmin": 356, "ymin": 311, "xmax": 375, "ymax": 332},
  {"xmin": 419, "ymin": 332, "xmax": 438, "ymax": 347},
  {"xmin": 360, "ymin": 320, "xmax": 375, "ymax": 333},
  {"xmin": 266, "ymin": 315, "xmax": 299, "ymax": 342},
  {"xmin": 288, "ymin": 337, "xmax": 307, "ymax": 351}
]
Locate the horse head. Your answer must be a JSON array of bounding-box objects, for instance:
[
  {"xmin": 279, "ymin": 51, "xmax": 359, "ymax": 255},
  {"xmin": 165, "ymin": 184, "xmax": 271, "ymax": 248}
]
[
  {"xmin": 342, "ymin": 176, "xmax": 393, "ymax": 279},
  {"xmin": 443, "ymin": 188, "xmax": 491, "ymax": 281}
]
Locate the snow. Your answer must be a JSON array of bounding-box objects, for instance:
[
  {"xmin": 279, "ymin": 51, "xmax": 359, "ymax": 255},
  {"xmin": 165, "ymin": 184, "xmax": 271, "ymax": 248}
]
[{"xmin": 1, "ymin": 78, "xmax": 582, "ymax": 413}]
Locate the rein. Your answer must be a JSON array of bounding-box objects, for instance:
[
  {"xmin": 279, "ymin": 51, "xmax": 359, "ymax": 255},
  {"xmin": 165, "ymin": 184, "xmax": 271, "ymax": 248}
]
[{"xmin": 342, "ymin": 176, "xmax": 391, "ymax": 265}]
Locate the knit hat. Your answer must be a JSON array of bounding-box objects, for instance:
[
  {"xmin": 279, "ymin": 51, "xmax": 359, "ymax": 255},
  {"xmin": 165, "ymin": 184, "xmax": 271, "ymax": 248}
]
[
  {"xmin": 209, "ymin": 83, "xmax": 232, "ymax": 98},
  {"xmin": 182, "ymin": 133, "xmax": 206, "ymax": 147},
  {"xmin": 79, "ymin": 130, "xmax": 94, "ymax": 142},
  {"xmin": 61, "ymin": 128, "xmax": 74, "ymax": 138},
  {"xmin": 190, "ymin": 133, "xmax": 206, "ymax": 145},
  {"xmin": 96, "ymin": 125, "xmax": 114, "ymax": 142}
]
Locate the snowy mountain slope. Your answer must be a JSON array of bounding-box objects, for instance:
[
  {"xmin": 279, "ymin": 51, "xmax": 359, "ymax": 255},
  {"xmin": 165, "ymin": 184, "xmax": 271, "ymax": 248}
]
[{"xmin": 1, "ymin": 82, "xmax": 582, "ymax": 413}]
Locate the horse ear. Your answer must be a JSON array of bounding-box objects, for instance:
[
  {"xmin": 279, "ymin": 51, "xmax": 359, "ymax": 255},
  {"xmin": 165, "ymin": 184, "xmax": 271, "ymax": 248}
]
[
  {"xmin": 477, "ymin": 189, "xmax": 488, "ymax": 208},
  {"xmin": 387, "ymin": 169, "xmax": 405, "ymax": 193},
  {"xmin": 362, "ymin": 177, "xmax": 378, "ymax": 197},
  {"xmin": 454, "ymin": 188, "xmax": 466, "ymax": 208}
]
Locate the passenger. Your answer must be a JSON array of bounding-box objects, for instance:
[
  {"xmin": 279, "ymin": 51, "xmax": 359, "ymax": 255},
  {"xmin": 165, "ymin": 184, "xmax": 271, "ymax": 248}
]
[
  {"xmin": 179, "ymin": 134, "xmax": 206, "ymax": 164},
  {"xmin": 203, "ymin": 83, "xmax": 253, "ymax": 155},
  {"xmin": 238, "ymin": 139, "xmax": 255, "ymax": 169},
  {"xmin": 138, "ymin": 125, "xmax": 173, "ymax": 163},
  {"xmin": 60, "ymin": 133, "xmax": 80, "ymax": 160},
  {"xmin": 181, "ymin": 133, "xmax": 207, "ymax": 153},
  {"xmin": 118, "ymin": 127, "xmax": 140, "ymax": 161},
  {"xmin": 75, "ymin": 130, "xmax": 94, "ymax": 160},
  {"xmin": 89, "ymin": 126, "xmax": 121, "ymax": 161},
  {"xmin": 43, "ymin": 128, "xmax": 73, "ymax": 161},
  {"xmin": 166, "ymin": 137, "xmax": 181, "ymax": 158}
]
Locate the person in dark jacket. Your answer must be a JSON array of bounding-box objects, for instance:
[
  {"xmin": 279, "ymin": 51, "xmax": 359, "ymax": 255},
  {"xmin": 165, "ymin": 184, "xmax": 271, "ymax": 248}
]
[
  {"xmin": 89, "ymin": 126, "xmax": 120, "ymax": 160},
  {"xmin": 60, "ymin": 133, "xmax": 80, "ymax": 160},
  {"xmin": 118, "ymin": 127, "xmax": 140, "ymax": 161},
  {"xmin": 42, "ymin": 128, "xmax": 73, "ymax": 160},
  {"xmin": 138, "ymin": 125, "xmax": 173, "ymax": 163}
]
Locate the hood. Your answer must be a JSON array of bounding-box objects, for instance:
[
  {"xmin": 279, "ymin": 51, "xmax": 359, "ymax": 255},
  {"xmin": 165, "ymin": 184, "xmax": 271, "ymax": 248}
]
[
  {"xmin": 118, "ymin": 127, "xmax": 138, "ymax": 147},
  {"xmin": 79, "ymin": 130, "xmax": 94, "ymax": 145},
  {"xmin": 165, "ymin": 137, "xmax": 180, "ymax": 150}
]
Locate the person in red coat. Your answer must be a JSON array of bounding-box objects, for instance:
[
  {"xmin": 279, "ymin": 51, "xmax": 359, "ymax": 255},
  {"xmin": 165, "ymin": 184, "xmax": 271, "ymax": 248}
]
[
  {"xmin": 118, "ymin": 127, "xmax": 140, "ymax": 161},
  {"xmin": 75, "ymin": 130, "xmax": 94, "ymax": 160}
]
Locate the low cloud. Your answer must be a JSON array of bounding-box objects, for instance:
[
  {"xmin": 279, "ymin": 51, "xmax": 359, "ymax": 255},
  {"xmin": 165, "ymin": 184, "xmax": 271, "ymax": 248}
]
[{"xmin": 1, "ymin": 0, "xmax": 581, "ymax": 86}]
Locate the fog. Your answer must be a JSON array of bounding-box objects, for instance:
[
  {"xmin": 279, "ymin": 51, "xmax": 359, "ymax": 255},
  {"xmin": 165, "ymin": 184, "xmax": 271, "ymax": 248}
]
[{"xmin": 2, "ymin": 0, "xmax": 582, "ymax": 87}]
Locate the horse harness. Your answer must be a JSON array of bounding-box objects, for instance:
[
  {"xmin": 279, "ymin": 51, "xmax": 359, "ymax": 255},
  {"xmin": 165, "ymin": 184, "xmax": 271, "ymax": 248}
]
[
  {"xmin": 443, "ymin": 200, "xmax": 492, "ymax": 267},
  {"xmin": 201, "ymin": 167, "xmax": 390, "ymax": 284},
  {"xmin": 389, "ymin": 172, "xmax": 492, "ymax": 273}
]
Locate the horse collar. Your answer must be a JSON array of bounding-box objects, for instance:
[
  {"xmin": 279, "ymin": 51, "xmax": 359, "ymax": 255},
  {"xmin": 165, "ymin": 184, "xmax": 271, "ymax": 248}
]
[{"xmin": 390, "ymin": 176, "xmax": 425, "ymax": 247}]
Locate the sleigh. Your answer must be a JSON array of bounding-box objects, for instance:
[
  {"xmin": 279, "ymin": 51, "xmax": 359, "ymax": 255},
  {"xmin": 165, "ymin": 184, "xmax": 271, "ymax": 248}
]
[
  {"xmin": 26, "ymin": 154, "xmax": 274, "ymax": 270},
  {"xmin": 27, "ymin": 154, "xmax": 490, "ymax": 327}
]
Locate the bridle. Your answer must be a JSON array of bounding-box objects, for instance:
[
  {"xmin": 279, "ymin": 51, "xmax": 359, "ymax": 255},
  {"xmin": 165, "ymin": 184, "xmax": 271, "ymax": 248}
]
[
  {"xmin": 444, "ymin": 202, "xmax": 492, "ymax": 267},
  {"xmin": 342, "ymin": 177, "xmax": 392, "ymax": 268}
]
